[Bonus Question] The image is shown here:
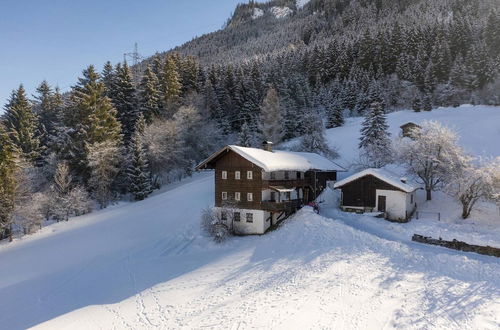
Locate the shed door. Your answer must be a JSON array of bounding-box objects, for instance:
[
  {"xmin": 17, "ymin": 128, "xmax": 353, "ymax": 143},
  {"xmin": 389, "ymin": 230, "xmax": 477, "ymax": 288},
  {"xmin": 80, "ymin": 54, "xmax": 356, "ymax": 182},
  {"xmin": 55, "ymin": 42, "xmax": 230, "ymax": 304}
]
[{"xmin": 377, "ymin": 195, "xmax": 386, "ymax": 212}]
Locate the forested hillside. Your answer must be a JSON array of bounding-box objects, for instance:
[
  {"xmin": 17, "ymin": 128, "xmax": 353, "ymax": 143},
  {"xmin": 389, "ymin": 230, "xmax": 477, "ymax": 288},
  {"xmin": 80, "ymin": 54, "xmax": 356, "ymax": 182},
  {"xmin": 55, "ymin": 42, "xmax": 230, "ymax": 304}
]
[{"xmin": 1, "ymin": 0, "xmax": 500, "ymax": 240}]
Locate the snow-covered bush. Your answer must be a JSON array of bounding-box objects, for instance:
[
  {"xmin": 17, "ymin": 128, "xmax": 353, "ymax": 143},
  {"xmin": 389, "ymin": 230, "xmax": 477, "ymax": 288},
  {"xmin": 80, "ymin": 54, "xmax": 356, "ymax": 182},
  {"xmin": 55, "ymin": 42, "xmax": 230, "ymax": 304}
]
[
  {"xmin": 444, "ymin": 157, "xmax": 496, "ymax": 219},
  {"xmin": 200, "ymin": 203, "xmax": 238, "ymax": 243},
  {"xmin": 46, "ymin": 162, "xmax": 93, "ymax": 221},
  {"xmin": 141, "ymin": 119, "xmax": 183, "ymax": 187},
  {"xmin": 396, "ymin": 121, "xmax": 464, "ymax": 200},
  {"xmin": 87, "ymin": 141, "xmax": 122, "ymax": 208}
]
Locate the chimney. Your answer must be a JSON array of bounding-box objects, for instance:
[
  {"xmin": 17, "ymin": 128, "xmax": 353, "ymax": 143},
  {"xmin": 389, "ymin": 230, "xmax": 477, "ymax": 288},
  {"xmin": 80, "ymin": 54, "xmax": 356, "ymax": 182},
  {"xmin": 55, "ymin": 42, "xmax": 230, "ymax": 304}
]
[
  {"xmin": 400, "ymin": 177, "xmax": 407, "ymax": 184},
  {"xmin": 262, "ymin": 141, "xmax": 273, "ymax": 152}
]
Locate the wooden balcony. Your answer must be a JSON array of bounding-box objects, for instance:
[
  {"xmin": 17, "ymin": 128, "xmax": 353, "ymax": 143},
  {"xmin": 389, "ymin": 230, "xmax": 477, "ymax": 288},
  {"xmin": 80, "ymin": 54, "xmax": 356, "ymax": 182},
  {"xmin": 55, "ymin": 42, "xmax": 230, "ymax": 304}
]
[
  {"xmin": 260, "ymin": 199, "xmax": 302, "ymax": 212},
  {"xmin": 263, "ymin": 179, "xmax": 308, "ymax": 189}
]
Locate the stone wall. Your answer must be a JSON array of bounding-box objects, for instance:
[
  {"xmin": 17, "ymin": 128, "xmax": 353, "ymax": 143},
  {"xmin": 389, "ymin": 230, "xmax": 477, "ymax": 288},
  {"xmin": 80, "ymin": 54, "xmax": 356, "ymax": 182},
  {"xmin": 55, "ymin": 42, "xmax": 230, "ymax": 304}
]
[{"xmin": 412, "ymin": 234, "xmax": 500, "ymax": 258}]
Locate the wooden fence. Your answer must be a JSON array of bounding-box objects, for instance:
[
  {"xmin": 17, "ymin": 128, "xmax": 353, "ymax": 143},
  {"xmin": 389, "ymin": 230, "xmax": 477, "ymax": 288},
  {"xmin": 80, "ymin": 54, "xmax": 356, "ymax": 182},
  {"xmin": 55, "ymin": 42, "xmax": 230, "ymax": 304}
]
[{"xmin": 412, "ymin": 234, "xmax": 500, "ymax": 258}]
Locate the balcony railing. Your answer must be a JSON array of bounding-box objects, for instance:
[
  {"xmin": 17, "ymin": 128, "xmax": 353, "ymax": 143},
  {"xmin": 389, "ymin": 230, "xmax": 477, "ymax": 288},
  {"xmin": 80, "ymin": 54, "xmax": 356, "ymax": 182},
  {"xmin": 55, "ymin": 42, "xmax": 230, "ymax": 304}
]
[
  {"xmin": 260, "ymin": 199, "xmax": 302, "ymax": 212},
  {"xmin": 263, "ymin": 179, "xmax": 307, "ymax": 188}
]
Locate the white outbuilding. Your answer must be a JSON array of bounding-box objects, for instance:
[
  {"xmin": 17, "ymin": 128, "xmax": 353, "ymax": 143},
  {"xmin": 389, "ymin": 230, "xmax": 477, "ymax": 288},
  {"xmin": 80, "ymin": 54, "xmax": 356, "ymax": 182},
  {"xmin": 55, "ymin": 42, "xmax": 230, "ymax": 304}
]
[{"xmin": 333, "ymin": 168, "xmax": 419, "ymax": 222}]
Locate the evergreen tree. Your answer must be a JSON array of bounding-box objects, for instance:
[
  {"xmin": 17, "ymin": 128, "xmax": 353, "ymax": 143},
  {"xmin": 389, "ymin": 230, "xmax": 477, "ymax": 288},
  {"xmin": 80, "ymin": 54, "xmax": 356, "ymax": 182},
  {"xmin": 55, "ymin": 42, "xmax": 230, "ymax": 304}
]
[
  {"xmin": 238, "ymin": 121, "xmax": 256, "ymax": 147},
  {"xmin": 67, "ymin": 66, "xmax": 122, "ymax": 181},
  {"xmin": 485, "ymin": 10, "xmax": 500, "ymax": 56},
  {"xmin": 422, "ymin": 93, "xmax": 433, "ymax": 111},
  {"xmin": 412, "ymin": 95, "xmax": 422, "ymax": 112},
  {"xmin": 0, "ymin": 125, "xmax": 17, "ymax": 241},
  {"xmin": 138, "ymin": 65, "xmax": 161, "ymax": 123},
  {"xmin": 359, "ymin": 101, "xmax": 392, "ymax": 167},
  {"xmin": 113, "ymin": 62, "xmax": 138, "ymax": 142},
  {"xmin": 161, "ymin": 55, "xmax": 182, "ymax": 116},
  {"xmin": 259, "ymin": 87, "xmax": 282, "ymax": 144},
  {"xmin": 298, "ymin": 111, "xmax": 335, "ymax": 158},
  {"xmin": 33, "ymin": 80, "xmax": 58, "ymax": 134},
  {"xmin": 126, "ymin": 115, "xmax": 152, "ymax": 201},
  {"xmin": 326, "ymin": 97, "xmax": 344, "ymax": 128},
  {"xmin": 3, "ymin": 85, "xmax": 41, "ymax": 163},
  {"xmin": 101, "ymin": 61, "xmax": 115, "ymax": 97}
]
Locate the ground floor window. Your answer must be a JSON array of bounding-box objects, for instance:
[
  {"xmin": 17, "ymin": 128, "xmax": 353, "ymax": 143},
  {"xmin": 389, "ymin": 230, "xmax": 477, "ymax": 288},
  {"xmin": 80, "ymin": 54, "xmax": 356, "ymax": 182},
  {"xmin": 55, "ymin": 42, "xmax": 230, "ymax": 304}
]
[
  {"xmin": 246, "ymin": 213, "xmax": 253, "ymax": 223},
  {"xmin": 221, "ymin": 212, "xmax": 227, "ymax": 222},
  {"xmin": 222, "ymin": 192, "xmax": 227, "ymax": 200},
  {"xmin": 234, "ymin": 212, "xmax": 240, "ymax": 222},
  {"xmin": 247, "ymin": 193, "xmax": 253, "ymax": 201}
]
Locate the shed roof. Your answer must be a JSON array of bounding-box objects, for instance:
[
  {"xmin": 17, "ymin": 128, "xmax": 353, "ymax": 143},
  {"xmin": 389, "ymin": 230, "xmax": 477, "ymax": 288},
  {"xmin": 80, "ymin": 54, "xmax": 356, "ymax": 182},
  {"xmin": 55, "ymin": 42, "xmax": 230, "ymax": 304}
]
[
  {"xmin": 400, "ymin": 122, "xmax": 421, "ymax": 129},
  {"xmin": 333, "ymin": 168, "xmax": 418, "ymax": 193},
  {"xmin": 196, "ymin": 145, "xmax": 346, "ymax": 172}
]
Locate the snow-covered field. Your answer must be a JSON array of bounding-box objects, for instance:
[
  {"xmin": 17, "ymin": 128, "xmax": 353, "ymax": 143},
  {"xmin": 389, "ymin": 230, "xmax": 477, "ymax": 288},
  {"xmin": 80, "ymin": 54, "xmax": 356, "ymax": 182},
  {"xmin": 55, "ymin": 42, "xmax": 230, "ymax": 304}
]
[{"xmin": 0, "ymin": 106, "xmax": 499, "ymax": 329}]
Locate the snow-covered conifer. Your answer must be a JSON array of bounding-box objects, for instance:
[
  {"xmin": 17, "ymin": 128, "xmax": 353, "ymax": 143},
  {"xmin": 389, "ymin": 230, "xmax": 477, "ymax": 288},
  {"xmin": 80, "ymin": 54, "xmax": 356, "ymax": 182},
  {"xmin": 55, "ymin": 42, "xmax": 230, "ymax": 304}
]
[
  {"xmin": 112, "ymin": 62, "xmax": 138, "ymax": 142},
  {"xmin": 138, "ymin": 65, "xmax": 161, "ymax": 123},
  {"xmin": 3, "ymin": 85, "xmax": 41, "ymax": 164},
  {"xmin": 127, "ymin": 115, "xmax": 152, "ymax": 201},
  {"xmin": 358, "ymin": 101, "xmax": 392, "ymax": 167},
  {"xmin": 298, "ymin": 111, "xmax": 337, "ymax": 159},
  {"xmin": 259, "ymin": 87, "xmax": 282, "ymax": 144}
]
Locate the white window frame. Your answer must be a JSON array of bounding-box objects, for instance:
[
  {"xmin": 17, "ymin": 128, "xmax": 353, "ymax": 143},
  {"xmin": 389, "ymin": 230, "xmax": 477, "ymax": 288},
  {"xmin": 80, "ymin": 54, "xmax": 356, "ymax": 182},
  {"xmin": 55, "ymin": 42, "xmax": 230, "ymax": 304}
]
[
  {"xmin": 247, "ymin": 193, "xmax": 253, "ymax": 202},
  {"xmin": 246, "ymin": 213, "xmax": 253, "ymax": 223},
  {"xmin": 221, "ymin": 171, "xmax": 227, "ymax": 180},
  {"xmin": 247, "ymin": 171, "xmax": 253, "ymax": 180},
  {"xmin": 235, "ymin": 192, "xmax": 241, "ymax": 201},
  {"xmin": 235, "ymin": 171, "xmax": 241, "ymax": 180},
  {"xmin": 234, "ymin": 212, "xmax": 241, "ymax": 222},
  {"xmin": 222, "ymin": 191, "xmax": 227, "ymax": 200}
]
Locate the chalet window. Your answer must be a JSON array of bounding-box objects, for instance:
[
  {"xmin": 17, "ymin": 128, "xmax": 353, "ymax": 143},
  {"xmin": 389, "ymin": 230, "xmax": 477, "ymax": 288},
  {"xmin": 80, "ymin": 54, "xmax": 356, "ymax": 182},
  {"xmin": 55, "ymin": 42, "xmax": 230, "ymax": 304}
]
[
  {"xmin": 284, "ymin": 171, "xmax": 289, "ymax": 179},
  {"xmin": 270, "ymin": 192, "xmax": 276, "ymax": 202},
  {"xmin": 234, "ymin": 212, "xmax": 241, "ymax": 222},
  {"xmin": 285, "ymin": 192, "xmax": 291, "ymax": 200},
  {"xmin": 222, "ymin": 192, "xmax": 227, "ymax": 200},
  {"xmin": 246, "ymin": 213, "xmax": 253, "ymax": 223},
  {"xmin": 247, "ymin": 193, "xmax": 253, "ymax": 201},
  {"xmin": 235, "ymin": 192, "xmax": 241, "ymax": 201},
  {"xmin": 222, "ymin": 171, "xmax": 227, "ymax": 180},
  {"xmin": 221, "ymin": 212, "xmax": 227, "ymax": 222},
  {"xmin": 247, "ymin": 171, "xmax": 253, "ymax": 179},
  {"xmin": 270, "ymin": 172, "xmax": 276, "ymax": 180},
  {"xmin": 235, "ymin": 171, "xmax": 241, "ymax": 180}
]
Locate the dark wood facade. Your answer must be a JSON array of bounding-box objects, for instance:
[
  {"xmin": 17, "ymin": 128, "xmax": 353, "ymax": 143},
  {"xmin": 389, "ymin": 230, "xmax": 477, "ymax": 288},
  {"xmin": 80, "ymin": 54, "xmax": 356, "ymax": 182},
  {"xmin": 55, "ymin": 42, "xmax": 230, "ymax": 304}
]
[
  {"xmin": 339, "ymin": 175, "xmax": 403, "ymax": 208},
  {"xmin": 202, "ymin": 149, "xmax": 338, "ymax": 212},
  {"xmin": 400, "ymin": 122, "xmax": 421, "ymax": 138},
  {"xmin": 214, "ymin": 151, "xmax": 264, "ymax": 209}
]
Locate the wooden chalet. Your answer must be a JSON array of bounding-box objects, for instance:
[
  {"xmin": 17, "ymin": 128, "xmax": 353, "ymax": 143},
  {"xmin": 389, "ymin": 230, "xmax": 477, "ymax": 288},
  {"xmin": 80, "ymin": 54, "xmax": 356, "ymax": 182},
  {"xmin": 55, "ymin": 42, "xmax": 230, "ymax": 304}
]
[
  {"xmin": 334, "ymin": 168, "xmax": 418, "ymax": 222},
  {"xmin": 196, "ymin": 142, "xmax": 345, "ymax": 234},
  {"xmin": 400, "ymin": 122, "xmax": 421, "ymax": 138}
]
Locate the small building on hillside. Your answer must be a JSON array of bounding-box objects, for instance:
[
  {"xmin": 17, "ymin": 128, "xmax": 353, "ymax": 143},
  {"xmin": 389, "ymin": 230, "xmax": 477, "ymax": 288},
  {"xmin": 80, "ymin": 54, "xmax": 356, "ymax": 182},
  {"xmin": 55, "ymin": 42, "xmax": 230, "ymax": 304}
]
[
  {"xmin": 196, "ymin": 142, "xmax": 345, "ymax": 234},
  {"xmin": 333, "ymin": 168, "xmax": 418, "ymax": 222},
  {"xmin": 400, "ymin": 122, "xmax": 421, "ymax": 138}
]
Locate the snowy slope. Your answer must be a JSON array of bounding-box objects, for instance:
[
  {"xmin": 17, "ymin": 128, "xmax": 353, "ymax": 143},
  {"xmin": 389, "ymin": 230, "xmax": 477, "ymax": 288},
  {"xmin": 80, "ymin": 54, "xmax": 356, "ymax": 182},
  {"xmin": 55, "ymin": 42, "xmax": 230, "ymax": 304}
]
[
  {"xmin": 0, "ymin": 106, "xmax": 499, "ymax": 329},
  {"xmin": 324, "ymin": 105, "xmax": 500, "ymax": 168},
  {"xmin": 296, "ymin": 0, "xmax": 311, "ymax": 9}
]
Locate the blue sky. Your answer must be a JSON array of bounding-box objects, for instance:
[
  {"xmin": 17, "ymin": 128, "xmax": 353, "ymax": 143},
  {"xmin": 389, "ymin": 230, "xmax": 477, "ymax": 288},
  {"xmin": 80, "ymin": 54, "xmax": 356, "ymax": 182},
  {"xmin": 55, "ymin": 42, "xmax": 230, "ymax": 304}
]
[{"xmin": 0, "ymin": 0, "xmax": 251, "ymax": 109}]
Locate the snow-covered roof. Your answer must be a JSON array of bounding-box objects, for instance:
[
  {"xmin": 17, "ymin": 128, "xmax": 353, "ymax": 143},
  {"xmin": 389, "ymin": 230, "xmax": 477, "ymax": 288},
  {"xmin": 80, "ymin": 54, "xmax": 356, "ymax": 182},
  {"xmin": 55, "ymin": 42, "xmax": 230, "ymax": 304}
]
[
  {"xmin": 333, "ymin": 168, "xmax": 418, "ymax": 193},
  {"xmin": 196, "ymin": 145, "xmax": 346, "ymax": 172}
]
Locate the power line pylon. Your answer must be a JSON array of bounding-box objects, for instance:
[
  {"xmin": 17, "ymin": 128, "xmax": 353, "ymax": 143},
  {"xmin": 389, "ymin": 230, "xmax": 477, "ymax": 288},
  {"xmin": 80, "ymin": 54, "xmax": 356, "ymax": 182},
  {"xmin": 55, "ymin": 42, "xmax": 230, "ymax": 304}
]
[{"xmin": 124, "ymin": 42, "xmax": 144, "ymax": 80}]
